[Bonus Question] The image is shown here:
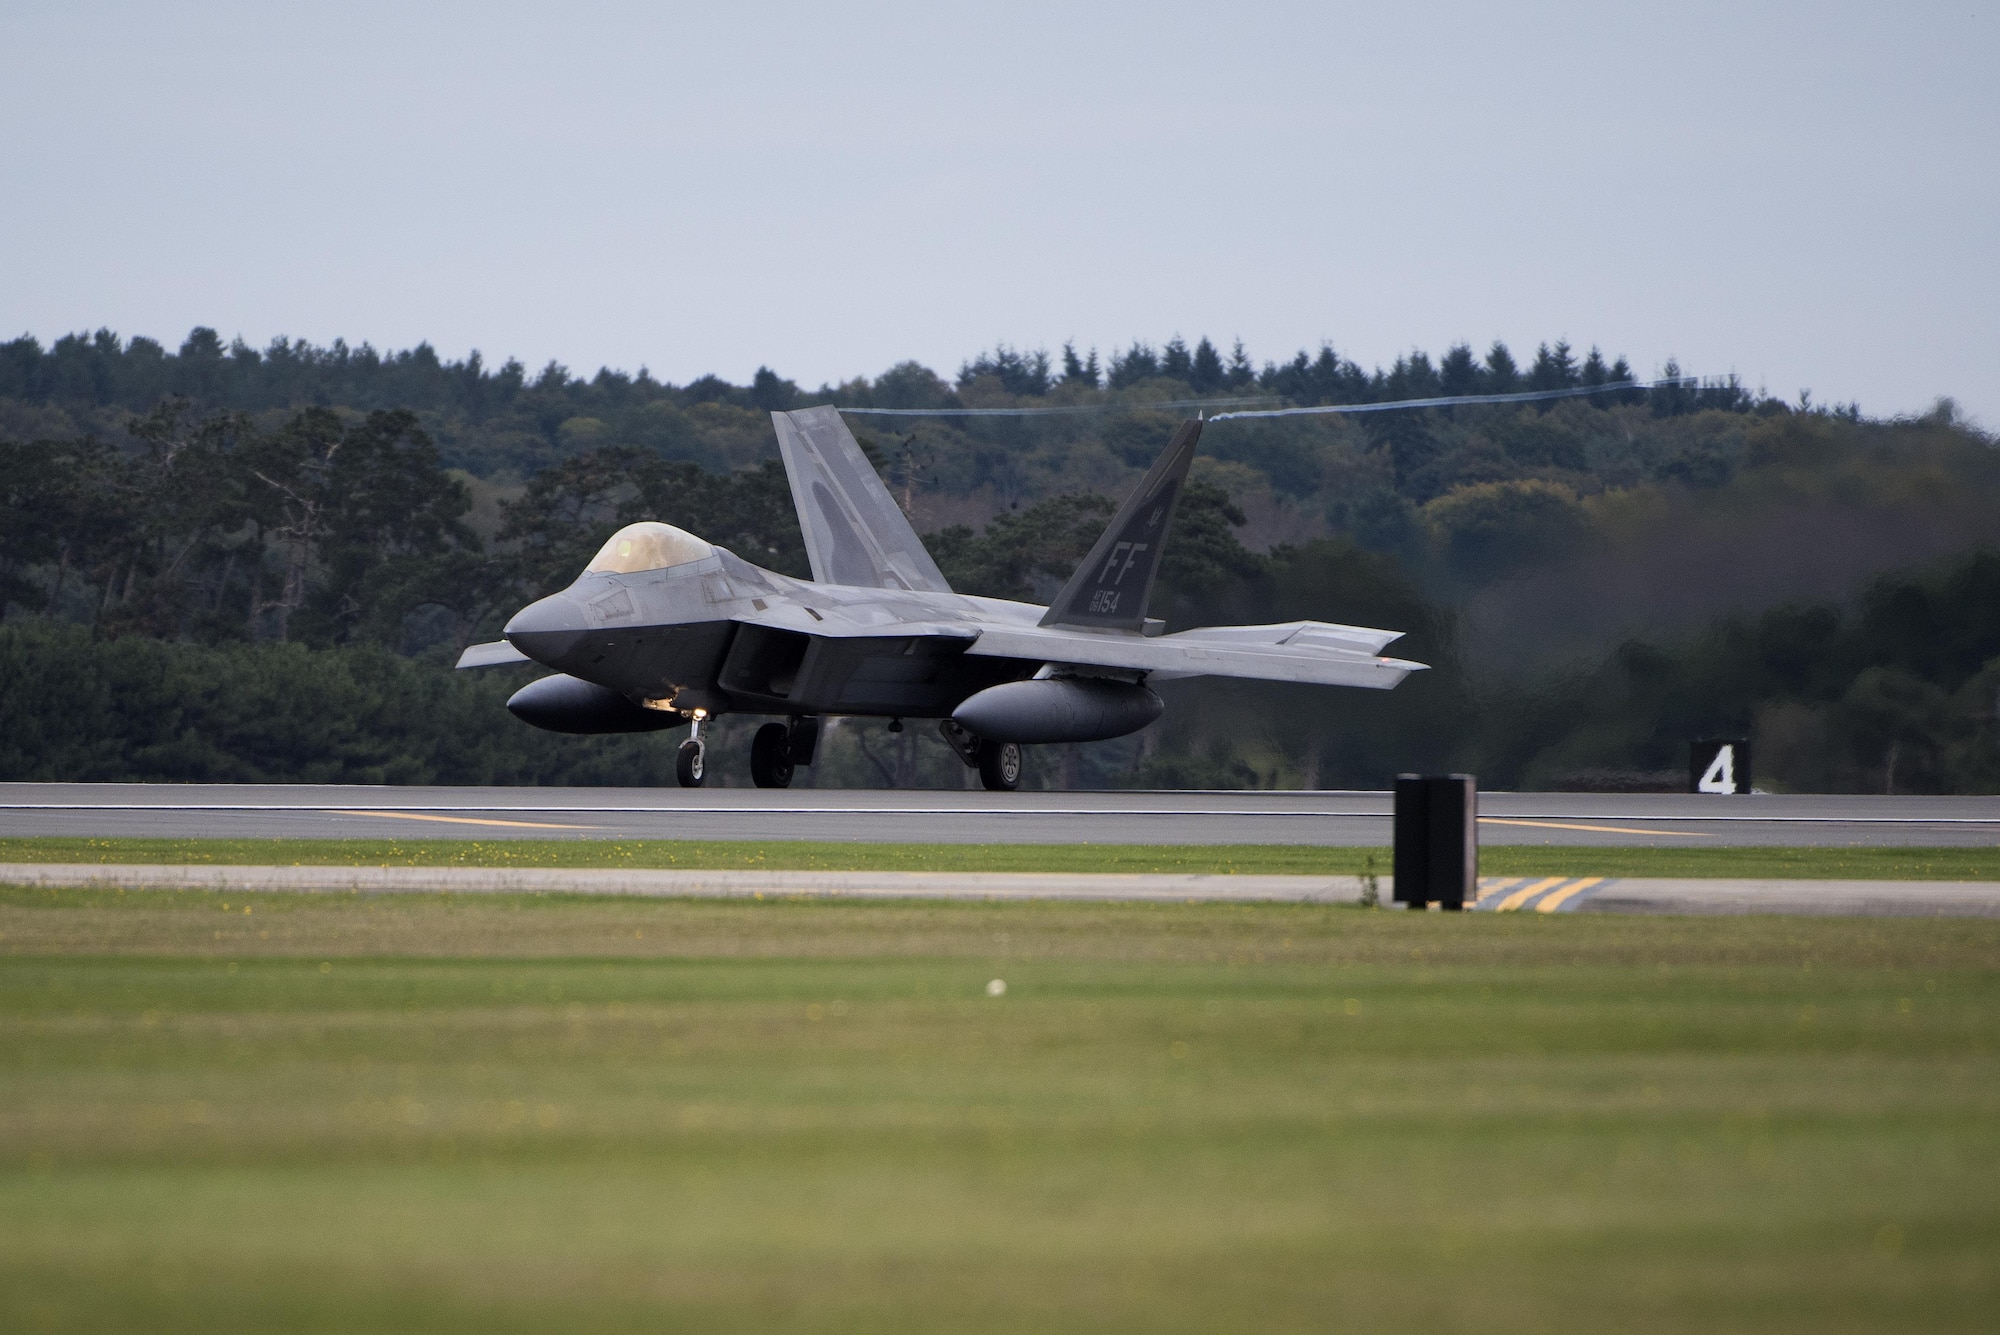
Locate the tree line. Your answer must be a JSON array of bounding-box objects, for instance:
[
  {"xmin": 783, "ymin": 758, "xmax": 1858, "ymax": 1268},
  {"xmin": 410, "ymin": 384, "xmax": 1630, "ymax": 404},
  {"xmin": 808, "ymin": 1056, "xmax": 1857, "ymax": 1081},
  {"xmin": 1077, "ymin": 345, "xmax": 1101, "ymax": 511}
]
[
  {"xmin": 2, "ymin": 324, "xmax": 1995, "ymax": 791},
  {"xmin": 7, "ymin": 325, "xmax": 1752, "ymax": 416},
  {"xmin": 2, "ymin": 325, "xmax": 1770, "ymax": 478},
  {"xmin": 1, "ymin": 325, "xmax": 1797, "ymax": 557}
]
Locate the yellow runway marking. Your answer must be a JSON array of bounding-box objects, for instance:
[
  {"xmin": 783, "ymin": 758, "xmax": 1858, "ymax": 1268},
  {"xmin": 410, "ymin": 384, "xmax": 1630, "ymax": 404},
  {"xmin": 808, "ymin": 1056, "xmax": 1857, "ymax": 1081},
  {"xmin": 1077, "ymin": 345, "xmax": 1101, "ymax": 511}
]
[
  {"xmin": 1475, "ymin": 877, "xmax": 1523, "ymax": 904},
  {"xmin": 1481, "ymin": 817, "xmax": 1709, "ymax": 838},
  {"xmin": 326, "ymin": 809, "xmax": 600, "ymax": 831},
  {"xmin": 1534, "ymin": 877, "xmax": 1603, "ymax": 912},
  {"xmin": 1493, "ymin": 877, "xmax": 1568, "ymax": 911}
]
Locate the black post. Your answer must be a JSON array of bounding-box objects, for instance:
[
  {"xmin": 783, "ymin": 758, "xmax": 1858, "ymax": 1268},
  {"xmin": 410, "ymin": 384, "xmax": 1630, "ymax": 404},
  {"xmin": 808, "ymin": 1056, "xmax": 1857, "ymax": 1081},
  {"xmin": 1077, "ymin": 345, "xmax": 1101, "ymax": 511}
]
[
  {"xmin": 1392, "ymin": 776, "xmax": 1429, "ymax": 907},
  {"xmin": 1429, "ymin": 775, "xmax": 1478, "ymax": 910},
  {"xmin": 1393, "ymin": 774, "xmax": 1479, "ymax": 909}
]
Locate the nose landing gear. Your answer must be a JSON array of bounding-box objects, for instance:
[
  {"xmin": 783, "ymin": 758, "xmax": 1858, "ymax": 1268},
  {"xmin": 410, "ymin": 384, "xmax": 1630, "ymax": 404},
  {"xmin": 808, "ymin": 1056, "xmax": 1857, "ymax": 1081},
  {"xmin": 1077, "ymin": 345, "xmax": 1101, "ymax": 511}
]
[{"xmin": 675, "ymin": 715, "xmax": 706, "ymax": 787}]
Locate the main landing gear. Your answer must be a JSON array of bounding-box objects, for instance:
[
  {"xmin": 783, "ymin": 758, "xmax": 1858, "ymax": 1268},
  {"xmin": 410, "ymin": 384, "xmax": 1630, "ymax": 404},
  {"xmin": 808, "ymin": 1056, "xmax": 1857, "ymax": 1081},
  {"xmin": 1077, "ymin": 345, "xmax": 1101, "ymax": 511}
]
[
  {"xmin": 938, "ymin": 720, "xmax": 1021, "ymax": 792},
  {"xmin": 751, "ymin": 715, "xmax": 820, "ymax": 789},
  {"xmin": 749, "ymin": 724, "xmax": 790, "ymax": 788},
  {"xmin": 977, "ymin": 739, "xmax": 1023, "ymax": 792}
]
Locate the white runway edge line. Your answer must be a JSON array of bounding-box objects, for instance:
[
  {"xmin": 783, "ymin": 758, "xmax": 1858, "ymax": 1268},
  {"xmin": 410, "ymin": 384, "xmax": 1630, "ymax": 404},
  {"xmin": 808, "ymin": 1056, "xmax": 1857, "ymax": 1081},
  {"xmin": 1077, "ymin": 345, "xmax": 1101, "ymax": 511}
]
[
  {"xmin": 0, "ymin": 863, "xmax": 1370, "ymax": 903},
  {"xmin": 5, "ymin": 865, "xmax": 2000, "ymax": 916},
  {"xmin": 3, "ymin": 803, "xmax": 1999, "ymax": 826}
]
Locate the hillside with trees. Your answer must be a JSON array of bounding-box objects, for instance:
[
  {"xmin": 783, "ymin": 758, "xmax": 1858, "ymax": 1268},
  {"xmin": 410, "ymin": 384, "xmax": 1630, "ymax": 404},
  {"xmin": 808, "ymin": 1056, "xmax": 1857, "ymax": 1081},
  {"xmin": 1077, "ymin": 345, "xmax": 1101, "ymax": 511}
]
[{"xmin": 3, "ymin": 326, "xmax": 1996, "ymax": 792}]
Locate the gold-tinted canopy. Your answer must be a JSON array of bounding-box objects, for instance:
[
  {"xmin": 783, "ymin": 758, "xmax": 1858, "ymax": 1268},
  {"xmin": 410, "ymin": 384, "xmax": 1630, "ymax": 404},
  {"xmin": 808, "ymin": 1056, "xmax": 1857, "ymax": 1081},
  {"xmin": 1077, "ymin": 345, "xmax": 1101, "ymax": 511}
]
[{"xmin": 583, "ymin": 522, "xmax": 713, "ymax": 575}]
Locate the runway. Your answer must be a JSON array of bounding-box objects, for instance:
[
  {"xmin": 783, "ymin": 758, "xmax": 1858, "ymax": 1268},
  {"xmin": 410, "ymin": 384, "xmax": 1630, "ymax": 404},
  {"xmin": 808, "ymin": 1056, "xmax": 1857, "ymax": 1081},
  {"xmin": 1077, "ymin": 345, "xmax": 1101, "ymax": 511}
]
[{"xmin": 3, "ymin": 783, "xmax": 1998, "ymax": 846}]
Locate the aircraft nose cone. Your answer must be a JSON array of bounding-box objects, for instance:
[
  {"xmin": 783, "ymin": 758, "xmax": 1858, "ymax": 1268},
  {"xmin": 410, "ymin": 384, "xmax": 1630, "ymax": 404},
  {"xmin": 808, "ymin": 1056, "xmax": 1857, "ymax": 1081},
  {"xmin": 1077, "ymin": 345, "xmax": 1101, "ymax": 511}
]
[{"xmin": 503, "ymin": 594, "xmax": 586, "ymax": 665}]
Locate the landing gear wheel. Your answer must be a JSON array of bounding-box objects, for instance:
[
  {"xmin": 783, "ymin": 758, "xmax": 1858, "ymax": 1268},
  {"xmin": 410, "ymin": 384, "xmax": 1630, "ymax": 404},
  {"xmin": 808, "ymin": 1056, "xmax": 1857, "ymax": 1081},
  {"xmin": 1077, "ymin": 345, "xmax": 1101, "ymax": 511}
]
[
  {"xmin": 675, "ymin": 738, "xmax": 706, "ymax": 787},
  {"xmin": 750, "ymin": 722, "xmax": 795, "ymax": 789},
  {"xmin": 978, "ymin": 740, "xmax": 1022, "ymax": 792}
]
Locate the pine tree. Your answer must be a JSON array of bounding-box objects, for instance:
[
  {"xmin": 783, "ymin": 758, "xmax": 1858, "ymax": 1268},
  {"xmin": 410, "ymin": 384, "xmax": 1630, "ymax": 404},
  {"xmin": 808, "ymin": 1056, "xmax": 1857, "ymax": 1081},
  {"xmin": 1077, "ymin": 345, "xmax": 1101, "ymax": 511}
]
[
  {"xmin": 1262, "ymin": 351, "xmax": 1312, "ymax": 402},
  {"xmin": 1581, "ymin": 347, "xmax": 1610, "ymax": 387},
  {"xmin": 1609, "ymin": 355, "xmax": 1642, "ymax": 405},
  {"xmin": 1189, "ymin": 337, "xmax": 1224, "ymax": 393},
  {"xmin": 1388, "ymin": 352, "xmax": 1441, "ymax": 400},
  {"xmin": 1527, "ymin": 341, "xmax": 1579, "ymax": 392},
  {"xmin": 1107, "ymin": 342, "xmax": 1159, "ymax": 389},
  {"xmin": 1437, "ymin": 343, "xmax": 1479, "ymax": 397},
  {"xmin": 749, "ymin": 367, "xmax": 799, "ymax": 411},
  {"xmin": 1060, "ymin": 341, "xmax": 1094, "ymax": 386},
  {"xmin": 1651, "ymin": 359, "xmax": 1692, "ymax": 417},
  {"xmin": 1226, "ymin": 340, "xmax": 1254, "ymax": 389}
]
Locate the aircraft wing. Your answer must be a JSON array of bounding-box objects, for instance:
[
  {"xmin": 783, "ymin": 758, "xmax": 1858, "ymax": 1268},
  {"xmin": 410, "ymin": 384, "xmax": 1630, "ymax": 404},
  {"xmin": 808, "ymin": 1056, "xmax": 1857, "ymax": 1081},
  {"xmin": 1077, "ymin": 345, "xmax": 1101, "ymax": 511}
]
[
  {"xmin": 455, "ymin": 640, "xmax": 531, "ymax": 668},
  {"xmin": 965, "ymin": 619, "xmax": 1424, "ymax": 688},
  {"xmin": 771, "ymin": 406, "xmax": 953, "ymax": 594}
]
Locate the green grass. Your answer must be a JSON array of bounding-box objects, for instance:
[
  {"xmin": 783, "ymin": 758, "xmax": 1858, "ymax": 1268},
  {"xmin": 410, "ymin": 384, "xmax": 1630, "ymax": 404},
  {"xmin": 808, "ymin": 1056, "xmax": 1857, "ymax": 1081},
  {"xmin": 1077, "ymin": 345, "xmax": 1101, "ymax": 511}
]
[
  {"xmin": 1, "ymin": 887, "xmax": 1996, "ymax": 1333},
  {"xmin": 3, "ymin": 836, "xmax": 2000, "ymax": 880}
]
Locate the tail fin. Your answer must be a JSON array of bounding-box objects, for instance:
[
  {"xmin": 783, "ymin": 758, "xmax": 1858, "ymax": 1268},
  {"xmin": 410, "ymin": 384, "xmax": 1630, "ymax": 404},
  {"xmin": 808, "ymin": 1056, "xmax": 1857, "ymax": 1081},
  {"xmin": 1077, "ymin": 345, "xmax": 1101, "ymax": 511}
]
[
  {"xmin": 771, "ymin": 407, "xmax": 952, "ymax": 592},
  {"xmin": 1040, "ymin": 418, "xmax": 1202, "ymax": 631}
]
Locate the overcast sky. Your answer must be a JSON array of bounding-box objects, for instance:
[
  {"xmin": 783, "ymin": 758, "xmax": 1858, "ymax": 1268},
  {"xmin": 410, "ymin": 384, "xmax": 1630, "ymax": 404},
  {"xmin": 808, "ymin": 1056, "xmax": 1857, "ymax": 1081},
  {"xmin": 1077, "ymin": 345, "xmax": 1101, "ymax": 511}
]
[{"xmin": 5, "ymin": 2, "xmax": 1995, "ymax": 422}]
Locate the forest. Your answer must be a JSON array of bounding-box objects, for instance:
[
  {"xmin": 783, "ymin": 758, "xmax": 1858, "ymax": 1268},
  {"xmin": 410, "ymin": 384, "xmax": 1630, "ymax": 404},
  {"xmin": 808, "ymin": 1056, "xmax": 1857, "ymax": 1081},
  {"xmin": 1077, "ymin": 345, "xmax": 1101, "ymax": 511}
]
[{"xmin": 2, "ymin": 325, "xmax": 1996, "ymax": 792}]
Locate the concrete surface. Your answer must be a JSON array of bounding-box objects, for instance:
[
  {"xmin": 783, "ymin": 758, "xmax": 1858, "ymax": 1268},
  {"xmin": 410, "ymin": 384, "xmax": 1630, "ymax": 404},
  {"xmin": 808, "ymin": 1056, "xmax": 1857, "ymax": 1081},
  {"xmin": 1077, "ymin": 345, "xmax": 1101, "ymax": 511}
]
[{"xmin": 4, "ymin": 784, "xmax": 1999, "ymax": 847}]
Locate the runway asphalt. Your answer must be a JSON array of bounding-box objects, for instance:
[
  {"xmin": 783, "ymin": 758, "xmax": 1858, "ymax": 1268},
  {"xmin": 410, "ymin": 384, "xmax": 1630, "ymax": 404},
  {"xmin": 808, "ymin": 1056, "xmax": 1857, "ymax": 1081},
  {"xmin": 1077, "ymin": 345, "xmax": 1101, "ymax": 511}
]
[{"xmin": 2, "ymin": 783, "xmax": 1997, "ymax": 846}]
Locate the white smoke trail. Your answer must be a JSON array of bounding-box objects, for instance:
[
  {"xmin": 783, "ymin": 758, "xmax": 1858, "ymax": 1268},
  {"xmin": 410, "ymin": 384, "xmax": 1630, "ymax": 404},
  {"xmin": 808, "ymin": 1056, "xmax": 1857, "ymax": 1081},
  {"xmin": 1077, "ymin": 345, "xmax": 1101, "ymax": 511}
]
[{"xmin": 835, "ymin": 377, "xmax": 1702, "ymax": 421}]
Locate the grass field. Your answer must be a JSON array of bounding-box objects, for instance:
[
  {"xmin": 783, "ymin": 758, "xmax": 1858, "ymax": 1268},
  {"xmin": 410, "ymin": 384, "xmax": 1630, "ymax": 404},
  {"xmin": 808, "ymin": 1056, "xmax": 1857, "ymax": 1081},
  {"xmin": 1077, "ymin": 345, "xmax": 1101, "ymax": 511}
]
[
  {"xmin": 5, "ymin": 836, "xmax": 2000, "ymax": 880},
  {"xmin": 1, "ymin": 885, "xmax": 1995, "ymax": 1333}
]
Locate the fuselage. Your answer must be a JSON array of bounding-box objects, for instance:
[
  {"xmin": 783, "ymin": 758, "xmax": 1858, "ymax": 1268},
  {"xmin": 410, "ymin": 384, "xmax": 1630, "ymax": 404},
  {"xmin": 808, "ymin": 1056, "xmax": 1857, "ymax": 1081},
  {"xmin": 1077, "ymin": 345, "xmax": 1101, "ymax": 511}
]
[{"xmin": 503, "ymin": 545, "xmax": 1045, "ymax": 722}]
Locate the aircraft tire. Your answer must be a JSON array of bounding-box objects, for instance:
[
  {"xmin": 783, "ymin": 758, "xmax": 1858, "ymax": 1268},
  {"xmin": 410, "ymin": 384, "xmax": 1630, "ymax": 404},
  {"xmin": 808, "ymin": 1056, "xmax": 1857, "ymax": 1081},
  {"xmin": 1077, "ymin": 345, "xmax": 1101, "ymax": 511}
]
[
  {"xmin": 675, "ymin": 738, "xmax": 706, "ymax": 787},
  {"xmin": 977, "ymin": 740, "xmax": 1022, "ymax": 792},
  {"xmin": 750, "ymin": 722, "xmax": 795, "ymax": 788}
]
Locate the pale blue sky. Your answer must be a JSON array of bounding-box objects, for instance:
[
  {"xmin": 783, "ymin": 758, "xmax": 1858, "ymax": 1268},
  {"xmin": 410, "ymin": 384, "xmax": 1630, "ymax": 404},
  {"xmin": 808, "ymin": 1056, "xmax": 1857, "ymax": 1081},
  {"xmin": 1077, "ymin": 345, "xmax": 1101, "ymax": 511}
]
[{"xmin": 4, "ymin": 2, "xmax": 1995, "ymax": 421}]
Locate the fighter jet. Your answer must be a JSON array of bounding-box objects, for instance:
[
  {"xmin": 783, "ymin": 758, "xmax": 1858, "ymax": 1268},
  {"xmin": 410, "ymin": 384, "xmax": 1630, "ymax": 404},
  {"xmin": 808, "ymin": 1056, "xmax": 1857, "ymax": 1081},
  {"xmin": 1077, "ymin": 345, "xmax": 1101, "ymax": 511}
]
[{"xmin": 457, "ymin": 407, "xmax": 1425, "ymax": 789}]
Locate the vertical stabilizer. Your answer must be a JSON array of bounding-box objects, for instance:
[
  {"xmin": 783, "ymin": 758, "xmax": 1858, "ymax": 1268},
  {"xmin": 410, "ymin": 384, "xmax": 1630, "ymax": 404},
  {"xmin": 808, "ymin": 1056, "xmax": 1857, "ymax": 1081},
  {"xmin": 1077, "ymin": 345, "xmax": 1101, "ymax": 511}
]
[
  {"xmin": 1039, "ymin": 418, "xmax": 1202, "ymax": 631},
  {"xmin": 771, "ymin": 407, "xmax": 952, "ymax": 592}
]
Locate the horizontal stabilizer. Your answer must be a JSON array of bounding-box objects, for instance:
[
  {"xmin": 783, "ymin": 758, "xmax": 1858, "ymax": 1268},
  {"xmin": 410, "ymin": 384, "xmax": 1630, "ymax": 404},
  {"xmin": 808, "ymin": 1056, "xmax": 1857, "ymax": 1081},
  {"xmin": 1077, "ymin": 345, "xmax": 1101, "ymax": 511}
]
[
  {"xmin": 967, "ymin": 619, "xmax": 1423, "ymax": 689},
  {"xmin": 1166, "ymin": 620, "xmax": 1405, "ymax": 657},
  {"xmin": 772, "ymin": 406, "xmax": 953, "ymax": 593}
]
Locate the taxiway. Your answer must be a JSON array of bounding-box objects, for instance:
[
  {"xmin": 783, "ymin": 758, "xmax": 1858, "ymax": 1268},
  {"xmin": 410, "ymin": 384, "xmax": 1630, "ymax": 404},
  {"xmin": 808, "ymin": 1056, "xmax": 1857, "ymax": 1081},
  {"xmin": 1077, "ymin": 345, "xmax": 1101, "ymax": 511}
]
[{"xmin": 2, "ymin": 783, "xmax": 1996, "ymax": 847}]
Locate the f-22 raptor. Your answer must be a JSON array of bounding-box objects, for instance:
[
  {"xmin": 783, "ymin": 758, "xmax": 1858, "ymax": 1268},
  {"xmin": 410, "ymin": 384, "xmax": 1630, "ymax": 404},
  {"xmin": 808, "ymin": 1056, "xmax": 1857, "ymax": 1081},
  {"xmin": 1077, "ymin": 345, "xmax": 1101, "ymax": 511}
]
[{"xmin": 457, "ymin": 408, "xmax": 1425, "ymax": 789}]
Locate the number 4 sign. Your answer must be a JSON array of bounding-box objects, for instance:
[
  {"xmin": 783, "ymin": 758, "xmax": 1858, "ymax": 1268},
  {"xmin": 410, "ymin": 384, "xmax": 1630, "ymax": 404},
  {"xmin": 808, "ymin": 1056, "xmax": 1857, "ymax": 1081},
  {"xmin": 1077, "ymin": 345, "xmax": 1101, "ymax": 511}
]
[{"xmin": 1690, "ymin": 739, "xmax": 1752, "ymax": 794}]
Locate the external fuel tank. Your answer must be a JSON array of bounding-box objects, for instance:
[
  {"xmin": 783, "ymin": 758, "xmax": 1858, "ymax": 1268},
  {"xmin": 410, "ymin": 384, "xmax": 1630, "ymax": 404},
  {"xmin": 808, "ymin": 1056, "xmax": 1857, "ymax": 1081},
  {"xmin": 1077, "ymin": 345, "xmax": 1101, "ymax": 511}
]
[{"xmin": 951, "ymin": 677, "xmax": 1163, "ymax": 744}]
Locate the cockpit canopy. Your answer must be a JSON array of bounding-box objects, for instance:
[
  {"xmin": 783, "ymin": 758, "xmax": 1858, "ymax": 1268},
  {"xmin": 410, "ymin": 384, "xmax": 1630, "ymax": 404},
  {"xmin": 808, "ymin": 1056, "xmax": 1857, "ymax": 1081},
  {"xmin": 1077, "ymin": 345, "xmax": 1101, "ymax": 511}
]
[{"xmin": 584, "ymin": 522, "xmax": 714, "ymax": 575}]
